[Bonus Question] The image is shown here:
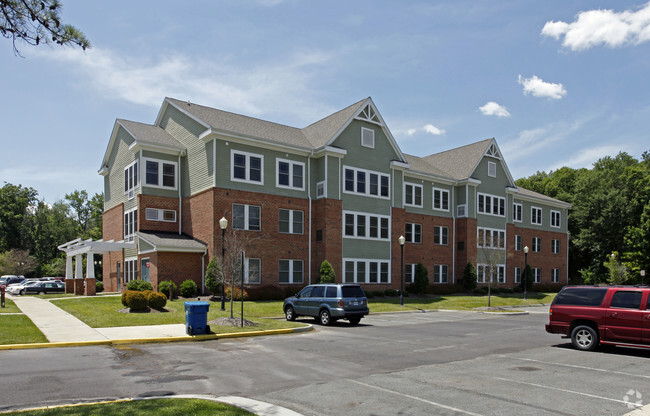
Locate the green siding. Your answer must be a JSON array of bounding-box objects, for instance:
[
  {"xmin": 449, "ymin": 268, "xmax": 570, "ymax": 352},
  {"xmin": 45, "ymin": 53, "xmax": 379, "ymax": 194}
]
[
  {"xmin": 141, "ymin": 150, "xmax": 181, "ymax": 199},
  {"xmin": 333, "ymin": 120, "xmax": 399, "ymax": 174},
  {"xmin": 326, "ymin": 155, "xmax": 340, "ymax": 199},
  {"xmin": 343, "ymin": 239, "xmax": 391, "ymax": 259},
  {"xmin": 104, "ymin": 126, "xmax": 137, "ymax": 211}
]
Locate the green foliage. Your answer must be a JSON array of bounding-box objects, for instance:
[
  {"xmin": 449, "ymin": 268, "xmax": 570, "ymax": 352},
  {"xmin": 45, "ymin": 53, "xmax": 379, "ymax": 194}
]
[
  {"xmin": 462, "ymin": 262, "xmax": 477, "ymax": 292},
  {"xmin": 519, "ymin": 264, "xmax": 534, "ymax": 291},
  {"xmin": 225, "ymin": 286, "xmax": 249, "ymax": 301},
  {"xmin": 384, "ymin": 289, "xmax": 398, "ymax": 296},
  {"xmin": 121, "ymin": 290, "xmax": 139, "ymax": 307},
  {"xmin": 409, "ymin": 263, "xmax": 429, "ymax": 294},
  {"xmin": 127, "ymin": 291, "xmax": 148, "ymax": 311},
  {"xmin": 126, "ymin": 280, "xmax": 153, "ymax": 292},
  {"xmin": 179, "ymin": 279, "xmax": 198, "ymax": 298},
  {"xmin": 147, "ymin": 292, "xmax": 167, "ymax": 310},
  {"xmin": 96, "ymin": 281, "xmax": 103, "ymax": 293},
  {"xmin": 430, "ymin": 284, "xmax": 464, "ymax": 295},
  {"xmin": 246, "ymin": 285, "xmax": 285, "ymax": 301},
  {"xmin": 204, "ymin": 257, "xmax": 222, "ymax": 296},
  {"xmin": 158, "ymin": 280, "xmax": 178, "ymax": 299},
  {"xmin": 604, "ymin": 251, "xmax": 629, "ymax": 285},
  {"xmin": 0, "ymin": 183, "xmax": 37, "ymax": 252},
  {"xmin": 0, "ymin": 0, "xmax": 90, "ymax": 55},
  {"xmin": 318, "ymin": 260, "xmax": 336, "ymax": 283}
]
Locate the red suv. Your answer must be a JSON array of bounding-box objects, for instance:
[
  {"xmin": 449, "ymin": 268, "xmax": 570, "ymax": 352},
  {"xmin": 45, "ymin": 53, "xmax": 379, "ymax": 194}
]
[{"xmin": 546, "ymin": 286, "xmax": 650, "ymax": 351}]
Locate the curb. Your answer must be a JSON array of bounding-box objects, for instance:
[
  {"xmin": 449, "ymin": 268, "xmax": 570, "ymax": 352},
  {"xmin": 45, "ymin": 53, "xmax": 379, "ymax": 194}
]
[
  {"xmin": 0, "ymin": 394, "xmax": 303, "ymax": 416},
  {"xmin": 0, "ymin": 325, "xmax": 313, "ymax": 351}
]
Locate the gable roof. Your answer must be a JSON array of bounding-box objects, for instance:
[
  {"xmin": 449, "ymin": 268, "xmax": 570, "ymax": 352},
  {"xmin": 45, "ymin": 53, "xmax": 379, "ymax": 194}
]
[
  {"xmin": 423, "ymin": 138, "xmax": 493, "ymax": 181},
  {"xmin": 301, "ymin": 98, "xmax": 367, "ymax": 148}
]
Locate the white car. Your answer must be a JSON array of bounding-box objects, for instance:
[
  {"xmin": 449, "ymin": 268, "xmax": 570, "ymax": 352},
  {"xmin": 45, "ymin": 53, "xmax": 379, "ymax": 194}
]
[{"xmin": 7, "ymin": 280, "xmax": 40, "ymax": 295}]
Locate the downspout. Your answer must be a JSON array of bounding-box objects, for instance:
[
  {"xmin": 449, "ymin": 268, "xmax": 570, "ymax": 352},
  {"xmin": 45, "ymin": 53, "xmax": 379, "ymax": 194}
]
[
  {"xmin": 566, "ymin": 226, "xmax": 570, "ymax": 285},
  {"xmin": 178, "ymin": 154, "xmax": 182, "ymax": 235},
  {"xmin": 452, "ymin": 185, "xmax": 456, "ymax": 284},
  {"xmin": 201, "ymin": 249, "xmax": 206, "ymax": 295},
  {"xmin": 308, "ymin": 150, "xmax": 313, "ymax": 284}
]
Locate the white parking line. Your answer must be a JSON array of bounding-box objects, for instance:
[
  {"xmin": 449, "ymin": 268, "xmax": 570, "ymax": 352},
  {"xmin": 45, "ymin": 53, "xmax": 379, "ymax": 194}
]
[
  {"xmin": 349, "ymin": 379, "xmax": 484, "ymax": 416},
  {"xmin": 492, "ymin": 376, "xmax": 641, "ymax": 407},
  {"xmin": 505, "ymin": 356, "xmax": 650, "ymax": 380}
]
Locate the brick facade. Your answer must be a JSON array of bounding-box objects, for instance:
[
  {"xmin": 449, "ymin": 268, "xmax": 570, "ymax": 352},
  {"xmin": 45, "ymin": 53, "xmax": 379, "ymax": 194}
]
[{"xmin": 102, "ymin": 203, "xmax": 124, "ymax": 293}]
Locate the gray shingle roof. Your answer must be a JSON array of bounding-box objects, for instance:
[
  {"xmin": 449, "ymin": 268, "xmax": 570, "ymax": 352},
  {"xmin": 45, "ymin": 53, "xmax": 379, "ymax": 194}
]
[
  {"xmin": 515, "ymin": 187, "xmax": 571, "ymax": 207},
  {"xmin": 302, "ymin": 98, "xmax": 367, "ymax": 148},
  {"xmin": 403, "ymin": 154, "xmax": 450, "ymax": 178},
  {"xmin": 117, "ymin": 119, "xmax": 185, "ymax": 150},
  {"xmin": 423, "ymin": 138, "xmax": 493, "ymax": 180},
  {"xmin": 137, "ymin": 231, "xmax": 207, "ymax": 252}
]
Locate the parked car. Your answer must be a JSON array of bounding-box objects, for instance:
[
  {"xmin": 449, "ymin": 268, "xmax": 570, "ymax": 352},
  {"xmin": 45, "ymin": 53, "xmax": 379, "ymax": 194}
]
[
  {"xmin": 283, "ymin": 283, "xmax": 369, "ymax": 326},
  {"xmin": 7, "ymin": 280, "xmax": 41, "ymax": 295},
  {"xmin": 0, "ymin": 275, "xmax": 25, "ymax": 286},
  {"xmin": 23, "ymin": 281, "xmax": 65, "ymax": 295},
  {"xmin": 546, "ymin": 285, "xmax": 650, "ymax": 351}
]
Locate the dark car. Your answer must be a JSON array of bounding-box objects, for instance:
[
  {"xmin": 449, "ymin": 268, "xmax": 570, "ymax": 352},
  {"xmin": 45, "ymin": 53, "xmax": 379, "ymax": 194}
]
[
  {"xmin": 283, "ymin": 283, "xmax": 369, "ymax": 326},
  {"xmin": 0, "ymin": 276, "xmax": 25, "ymax": 286},
  {"xmin": 24, "ymin": 281, "xmax": 65, "ymax": 295},
  {"xmin": 546, "ymin": 285, "xmax": 650, "ymax": 351}
]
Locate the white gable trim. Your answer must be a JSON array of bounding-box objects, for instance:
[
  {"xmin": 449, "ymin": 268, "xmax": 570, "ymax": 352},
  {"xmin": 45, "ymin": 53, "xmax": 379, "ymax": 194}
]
[
  {"xmin": 155, "ymin": 98, "xmax": 211, "ymax": 131},
  {"xmin": 468, "ymin": 138, "xmax": 516, "ymax": 187}
]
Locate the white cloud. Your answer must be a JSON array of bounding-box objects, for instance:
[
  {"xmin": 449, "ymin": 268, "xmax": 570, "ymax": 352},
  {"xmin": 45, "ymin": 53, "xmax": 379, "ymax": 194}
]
[
  {"xmin": 424, "ymin": 124, "xmax": 446, "ymax": 135},
  {"xmin": 518, "ymin": 75, "xmax": 567, "ymax": 100},
  {"xmin": 33, "ymin": 47, "xmax": 334, "ymax": 124},
  {"xmin": 550, "ymin": 145, "xmax": 624, "ymax": 171},
  {"xmin": 541, "ymin": 2, "xmax": 650, "ymax": 51},
  {"xmin": 479, "ymin": 101, "xmax": 511, "ymax": 117}
]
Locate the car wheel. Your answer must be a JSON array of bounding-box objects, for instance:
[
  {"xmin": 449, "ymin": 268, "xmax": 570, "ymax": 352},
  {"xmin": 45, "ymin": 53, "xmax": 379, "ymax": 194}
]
[
  {"xmin": 19, "ymin": 290, "xmax": 24, "ymax": 295},
  {"xmin": 188, "ymin": 325, "xmax": 193, "ymax": 336},
  {"xmin": 38, "ymin": 291, "xmax": 45, "ymax": 295},
  {"xmin": 571, "ymin": 325, "xmax": 599, "ymax": 351},
  {"xmin": 349, "ymin": 316, "xmax": 361, "ymax": 326},
  {"xmin": 319, "ymin": 309, "xmax": 331, "ymax": 326},
  {"xmin": 285, "ymin": 306, "xmax": 296, "ymax": 321}
]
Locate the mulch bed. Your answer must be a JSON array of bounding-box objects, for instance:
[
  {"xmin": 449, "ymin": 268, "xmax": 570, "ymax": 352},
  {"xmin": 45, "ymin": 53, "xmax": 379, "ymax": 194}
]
[
  {"xmin": 117, "ymin": 307, "xmax": 169, "ymax": 313},
  {"xmin": 209, "ymin": 317, "xmax": 256, "ymax": 327}
]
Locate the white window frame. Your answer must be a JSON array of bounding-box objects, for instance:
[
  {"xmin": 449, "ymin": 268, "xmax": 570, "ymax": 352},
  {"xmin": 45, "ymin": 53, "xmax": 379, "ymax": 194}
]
[
  {"xmin": 343, "ymin": 259, "xmax": 391, "ymax": 284},
  {"xmin": 124, "ymin": 208, "xmax": 137, "ymax": 242},
  {"xmin": 434, "ymin": 226, "xmax": 449, "ymax": 245},
  {"xmin": 124, "ymin": 257, "xmax": 137, "ymax": 283},
  {"xmin": 550, "ymin": 210, "xmax": 561, "ymax": 228},
  {"xmin": 361, "ymin": 127, "xmax": 375, "ymax": 148},
  {"xmin": 279, "ymin": 259, "xmax": 304, "ymax": 284},
  {"xmin": 552, "ymin": 268, "xmax": 560, "ymax": 283},
  {"xmin": 432, "ymin": 187, "xmax": 450, "ymax": 212},
  {"xmin": 457, "ymin": 204, "xmax": 467, "ymax": 218},
  {"xmin": 433, "ymin": 264, "xmax": 449, "ymax": 284},
  {"xmin": 515, "ymin": 234, "xmax": 522, "ymax": 251},
  {"xmin": 405, "ymin": 222, "xmax": 422, "ymax": 244},
  {"xmin": 477, "ymin": 264, "xmax": 505, "ymax": 283},
  {"xmin": 343, "ymin": 166, "xmax": 390, "ymax": 199},
  {"xmin": 405, "ymin": 264, "xmax": 416, "ymax": 284},
  {"xmin": 477, "ymin": 192, "xmax": 505, "ymax": 217},
  {"xmin": 279, "ymin": 209, "xmax": 303, "ymax": 234},
  {"xmin": 276, "ymin": 158, "xmax": 305, "ymax": 190},
  {"xmin": 477, "ymin": 227, "xmax": 506, "ymax": 249},
  {"xmin": 488, "ymin": 161, "xmax": 497, "ymax": 178},
  {"xmin": 316, "ymin": 181, "xmax": 326, "ymax": 199},
  {"xmin": 142, "ymin": 157, "xmax": 178, "ymax": 190},
  {"xmin": 552, "ymin": 239, "xmax": 560, "ymax": 254},
  {"xmin": 532, "ymin": 237, "xmax": 541, "ymax": 253},
  {"xmin": 514, "ymin": 267, "xmax": 522, "ymax": 283},
  {"xmin": 513, "ymin": 203, "xmax": 523, "ymax": 222},
  {"xmin": 233, "ymin": 204, "xmax": 261, "ymax": 231},
  {"xmin": 244, "ymin": 258, "xmax": 261, "ymax": 284},
  {"xmin": 231, "ymin": 150, "xmax": 264, "ymax": 185},
  {"xmin": 124, "ymin": 160, "xmax": 139, "ymax": 199},
  {"xmin": 343, "ymin": 211, "xmax": 390, "ymax": 241},
  {"xmin": 531, "ymin": 206, "xmax": 543, "ymax": 225},
  {"xmin": 404, "ymin": 182, "xmax": 423, "ymax": 208},
  {"xmin": 145, "ymin": 208, "xmax": 176, "ymax": 222},
  {"xmin": 534, "ymin": 268, "xmax": 542, "ymax": 283}
]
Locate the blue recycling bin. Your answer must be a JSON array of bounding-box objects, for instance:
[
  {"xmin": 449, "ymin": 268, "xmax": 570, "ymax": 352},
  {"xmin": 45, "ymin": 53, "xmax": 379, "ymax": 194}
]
[{"xmin": 184, "ymin": 301, "xmax": 210, "ymax": 335}]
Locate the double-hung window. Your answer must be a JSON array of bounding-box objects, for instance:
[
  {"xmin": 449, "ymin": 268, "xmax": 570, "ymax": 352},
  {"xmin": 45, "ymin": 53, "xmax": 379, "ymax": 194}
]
[
  {"xmin": 279, "ymin": 260, "xmax": 303, "ymax": 284},
  {"xmin": 405, "ymin": 264, "xmax": 416, "ymax": 284},
  {"xmin": 344, "ymin": 259, "xmax": 390, "ymax": 284},
  {"xmin": 477, "ymin": 264, "xmax": 505, "ymax": 283},
  {"xmin": 532, "ymin": 237, "xmax": 541, "ymax": 252},
  {"xmin": 344, "ymin": 211, "xmax": 389, "ymax": 240},
  {"xmin": 552, "ymin": 268, "xmax": 560, "ymax": 283},
  {"xmin": 233, "ymin": 204, "xmax": 261, "ymax": 231},
  {"xmin": 343, "ymin": 166, "xmax": 389, "ymax": 198},
  {"xmin": 143, "ymin": 158, "xmax": 177, "ymax": 189},
  {"xmin": 405, "ymin": 223, "xmax": 422, "ymax": 243},
  {"xmin": 551, "ymin": 210, "xmax": 561, "ymax": 228},
  {"xmin": 515, "ymin": 235, "xmax": 522, "ymax": 251},
  {"xmin": 534, "ymin": 268, "xmax": 542, "ymax": 283},
  {"xmin": 244, "ymin": 258, "xmax": 261, "ymax": 284},
  {"xmin": 276, "ymin": 159, "xmax": 304, "ymax": 190},
  {"xmin": 124, "ymin": 208, "xmax": 137, "ymax": 242},
  {"xmin": 552, "ymin": 239, "xmax": 560, "ymax": 254},
  {"xmin": 514, "ymin": 267, "xmax": 522, "ymax": 283},
  {"xmin": 434, "ymin": 226, "xmax": 448, "ymax": 245},
  {"xmin": 433, "ymin": 265, "xmax": 448, "ymax": 283},
  {"xmin": 124, "ymin": 258, "xmax": 137, "ymax": 283},
  {"xmin": 477, "ymin": 193, "xmax": 505, "ymax": 216},
  {"xmin": 531, "ymin": 207, "xmax": 543, "ymax": 225},
  {"xmin": 124, "ymin": 160, "xmax": 138, "ymax": 198},
  {"xmin": 432, "ymin": 188, "xmax": 449, "ymax": 211},
  {"xmin": 232, "ymin": 150, "xmax": 263, "ymax": 184},
  {"xmin": 477, "ymin": 227, "xmax": 505, "ymax": 249},
  {"xmin": 404, "ymin": 183, "xmax": 423, "ymax": 207},
  {"xmin": 513, "ymin": 203, "xmax": 522, "ymax": 222},
  {"xmin": 279, "ymin": 209, "xmax": 303, "ymax": 234}
]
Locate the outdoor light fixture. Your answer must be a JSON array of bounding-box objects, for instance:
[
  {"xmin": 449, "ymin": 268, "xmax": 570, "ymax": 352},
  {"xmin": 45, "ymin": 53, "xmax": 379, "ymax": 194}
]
[
  {"xmin": 399, "ymin": 235, "xmax": 406, "ymax": 306},
  {"xmin": 219, "ymin": 216, "xmax": 228, "ymax": 311},
  {"xmin": 523, "ymin": 246, "xmax": 529, "ymax": 301}
]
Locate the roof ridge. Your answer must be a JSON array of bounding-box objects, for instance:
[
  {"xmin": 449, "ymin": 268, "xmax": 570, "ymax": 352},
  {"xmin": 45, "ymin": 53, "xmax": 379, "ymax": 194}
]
[
  {"xmin": 302, "ymin": 97, "xmax": 368, "ymax": 130},
  {"xmin": 425, "ymin": 137, "xmax": 493, "ymax": 159}
]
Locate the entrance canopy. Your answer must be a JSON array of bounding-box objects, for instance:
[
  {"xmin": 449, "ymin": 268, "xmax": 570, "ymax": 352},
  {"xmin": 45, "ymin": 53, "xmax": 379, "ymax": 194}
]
[{"xmin": 58, "ymin": 238, "xmax": 136, "ymax": 281}]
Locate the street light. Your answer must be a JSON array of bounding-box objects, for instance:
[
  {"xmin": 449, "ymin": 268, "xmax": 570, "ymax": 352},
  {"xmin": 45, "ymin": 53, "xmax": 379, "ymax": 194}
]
[
  {"xmin": 219, "ymin": 216, "xmax": 228, "ymax": 311},
  {"xmin": 399, "ymin": 235, "xmax": 406, "ymax": 306},
  {"xmin": 523, "ymin": 246, "xmax": 529, "ymax": 301}
]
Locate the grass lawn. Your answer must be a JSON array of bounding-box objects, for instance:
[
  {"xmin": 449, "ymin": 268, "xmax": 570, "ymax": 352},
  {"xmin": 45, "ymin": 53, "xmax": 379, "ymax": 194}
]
[
  {"xmin": 0, "ymin": 315, "xmax": 48, "ymax": 345},
  {"xmin": 50, "ymin": 296, "xmax": 306, "ymax": 332},
  {"xmin": 0, "ymin": 298, "xmax": 21, "ymax": 313},
  {"xmin": 1, "ymin": 398, "xmax": 253, "ymax": 415}
]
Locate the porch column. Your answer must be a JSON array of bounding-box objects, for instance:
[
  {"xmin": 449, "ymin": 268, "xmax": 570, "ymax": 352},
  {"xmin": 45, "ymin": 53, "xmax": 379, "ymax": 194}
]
[
  {"xmin": 65, "ymin": 255, "xmax": 74, "ymax": 294},
  {"xmin": 85, "ymin": 252, "xmax": 96, "ymax": 296},
  {"xmin": 74, "ymin": 254, "xmax": 84, "ymax": 295}
]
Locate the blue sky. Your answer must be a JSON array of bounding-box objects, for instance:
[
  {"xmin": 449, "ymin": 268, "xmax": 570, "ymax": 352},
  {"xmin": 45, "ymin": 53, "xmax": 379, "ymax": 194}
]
[{"xmin": 1, "ymin": 0, "xmax": 649, "ymax": 204}]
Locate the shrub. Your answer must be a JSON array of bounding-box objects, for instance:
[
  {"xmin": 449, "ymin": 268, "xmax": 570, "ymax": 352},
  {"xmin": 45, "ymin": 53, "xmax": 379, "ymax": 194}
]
[
  {"xmin": 225, "ymin": 286, "xmax": 249, "ymax": 301},
  {"xmin": 531, "ymin": 283, "xmax": 563, "ymax": 293},
  {"xmin": 148, "ymin": 292, "xmax": 167, "ymax": 309},
  {"xmin": 411, "ymin": 263, "xmax": 429, "ymax": 294},
  {"xmin": 370, "ymin": 290, "xmax": 384, "ymax": 298},
  {"xmin": 179, "ymin": 279, "xmax": 198, "ymax": 298},
  {"xmin": 473, "ymin": 287, "xmax": 489, "ymax": 295},
  {"xmin": 127, "ymin": 291, "xmax": 148, "ymax": 311},
  {"xmin": 462, "ymin": 262, "xmax": 477, "ymax": 292},
  {"xmin": 384, "ymin": 289, "xmax": 398, "ymax": 297},
  {"xmin": 284, "ymin": 286, "xmax": 302, "ymax": 298},
  {"xmin": 96, "ymin": 281, "xmax": 104, "ymax": 293},
  {"xmin": 318, "ymin": 260, "xmax": 336, "ymax": 283},
  {"xmin": 126, "ymin": 280, "xmax": 153, "ymax": 292},
  {"xmin": 121, "ymin": 290, "xmax": 139, "ymax": 307},
  {"xmin": 204, "ymin": 257, "xmax": 222, "ymax": 296},
  {"xmin": 519, "ymin": 264, "xmax": 534, "ymax": 293},
  {"xmin": 141, "ymin": 290, "xmax": 154, "ymax": 300},
  {"xmin": 430, "ymin": 284, "xmax": 464, "ymax": 295},
  {"xmin": 158, "ymin": 280, "xmax": 178, "ymax": 299},
  {"xmin": 246, "ymin": 285, "xmax": 285, "ymax": 301}
]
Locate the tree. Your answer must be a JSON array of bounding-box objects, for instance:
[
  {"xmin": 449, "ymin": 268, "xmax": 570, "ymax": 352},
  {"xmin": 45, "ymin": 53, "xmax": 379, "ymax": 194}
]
[
  {"xmin": 462, "ymin": 262, "xmax": 477, "ymax": 292},
  {"xmin": 604, "ymin": 251, "xmax": 629, "ymax": 285},
  {"xmin": 65, "ymin": 190, "xmax": 102, "ymax": 239},
  {"xmin": 411, "ymin": 263, "xmax": 429, "ymax": 294},
  {"xmin": 0, "ymin": 248, "xmax": 36, "ymax": 276},
  {"xmin": 318, "ymin": 260, "xmax": 335, "ymax": 283},
  {"xmin": 204, "ymin": 256, "xmax": 223, "ymax": 297},
  {"xmin": 1, "ymin": 0, "xmax": 90, "ymax": 55},
  {"xmin": 0, "ymin": 182, "xmax": 38, "ymax": 252},
  {"xmin": 479, "ymin": 233, "xmax": 505, "ymax": 307}
]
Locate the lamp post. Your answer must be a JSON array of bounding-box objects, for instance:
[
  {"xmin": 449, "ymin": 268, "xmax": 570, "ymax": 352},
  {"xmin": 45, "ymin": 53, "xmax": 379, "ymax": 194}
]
[
  {"xmin": 219, "ymin": 216, "xmax": 228, "ymax": 311},
  {"xmin": 523, "ymin": 246, "xmax": 529, "ymax": 301},
  {"xmin": 399, "ymin": 235, "xmax": 405, "ymax": 306}
]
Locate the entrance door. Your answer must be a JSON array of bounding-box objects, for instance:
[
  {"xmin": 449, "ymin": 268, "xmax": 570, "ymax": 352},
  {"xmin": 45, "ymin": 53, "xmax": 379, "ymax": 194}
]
[
  {"xmin": 117, "ymin": 262, "xmax": 121, "ymax": 292},
  {"xmin": 141, "ymin": 258, "xmax": 150, "ymax": 282}
]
